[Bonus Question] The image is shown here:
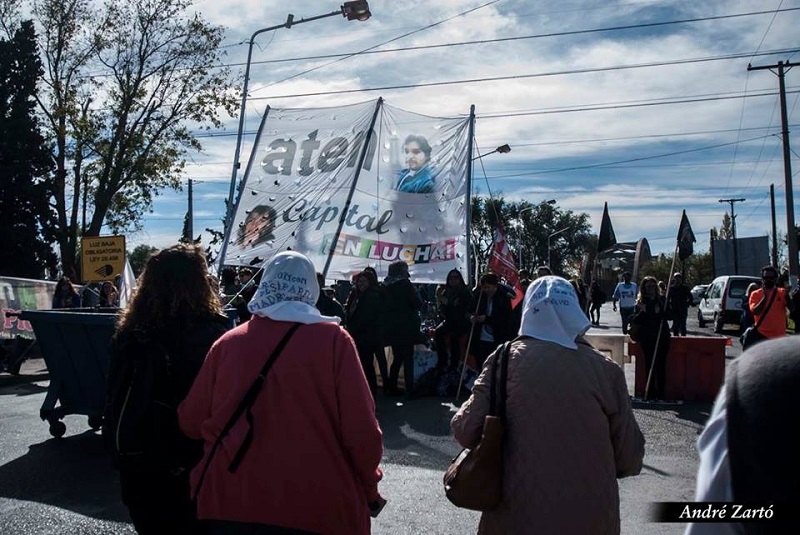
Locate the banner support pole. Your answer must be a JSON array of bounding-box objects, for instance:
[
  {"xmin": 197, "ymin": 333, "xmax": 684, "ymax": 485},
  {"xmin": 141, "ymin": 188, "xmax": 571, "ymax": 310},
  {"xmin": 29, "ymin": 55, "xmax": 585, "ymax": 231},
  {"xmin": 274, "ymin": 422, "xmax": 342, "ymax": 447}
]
[
  {"xmin": 465, "ymin": 104, "xmax": 477, "ymax": 288},
  {"xmin": 217, "ymin": 106, "xmax": 271, "ymax": 274},
  {"xmin": 321, "ymin": 98, "xmax": 384, "ymax": 278}
]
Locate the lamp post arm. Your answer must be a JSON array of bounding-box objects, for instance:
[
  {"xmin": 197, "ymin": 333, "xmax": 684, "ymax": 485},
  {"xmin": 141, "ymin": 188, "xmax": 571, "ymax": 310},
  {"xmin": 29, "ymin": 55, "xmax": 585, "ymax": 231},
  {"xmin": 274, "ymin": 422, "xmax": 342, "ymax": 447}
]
[{"xmin": 547, "ymin": 227, "xmax": 570, "ymax": 270}]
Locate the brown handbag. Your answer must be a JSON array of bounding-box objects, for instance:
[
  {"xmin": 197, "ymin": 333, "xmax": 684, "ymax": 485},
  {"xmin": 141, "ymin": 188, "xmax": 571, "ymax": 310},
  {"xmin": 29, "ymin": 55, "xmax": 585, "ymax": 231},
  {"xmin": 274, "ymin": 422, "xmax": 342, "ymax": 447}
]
[{"xmin": 443, "ymin": 341, "xmax": 510, "ymax": 511}]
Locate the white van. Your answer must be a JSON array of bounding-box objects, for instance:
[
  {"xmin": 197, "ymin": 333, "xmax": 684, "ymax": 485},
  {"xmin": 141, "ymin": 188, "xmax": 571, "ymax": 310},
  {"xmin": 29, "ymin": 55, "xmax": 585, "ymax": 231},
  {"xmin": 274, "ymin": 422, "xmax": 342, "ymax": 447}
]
[{"xmin": 697, "ymin": 275, "xmax": 760, "ymax": 333}]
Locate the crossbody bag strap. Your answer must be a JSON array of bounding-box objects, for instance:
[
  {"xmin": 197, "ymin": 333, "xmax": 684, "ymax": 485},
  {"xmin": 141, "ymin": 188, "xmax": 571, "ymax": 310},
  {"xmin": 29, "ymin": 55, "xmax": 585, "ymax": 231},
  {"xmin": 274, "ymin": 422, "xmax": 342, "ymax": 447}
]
[
  {"xmin": 754, "ymin": 288, "xmax": 779, "ymax": 330},
  {"xmin": 497, "ymin": 342, "xmax": 510, "ymax": 421},
  {"xmin": 489, "ymin": 348, "xmax": 499, "ymax": 417},
  {"xmin": 192, "ymin": 322, "xmax": 301, "ymax": 501},
  {"xmin": 488, "ymin": 341, "xmax": 511, "ymax": 418}
]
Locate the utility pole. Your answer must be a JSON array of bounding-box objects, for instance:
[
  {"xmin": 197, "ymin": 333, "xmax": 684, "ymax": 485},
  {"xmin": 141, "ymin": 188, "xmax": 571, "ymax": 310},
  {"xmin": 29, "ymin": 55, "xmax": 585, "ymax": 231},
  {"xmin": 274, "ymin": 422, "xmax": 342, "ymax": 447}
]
[
  {"xmin": 770, "ymin": 184, "xmax": 778, "ymax": 267},
  {"xmin": 187, "ymin": 178, "xmax": 194, "ymax": 241},
  {"xmin": 748, "ymin": 60, "xmax": 800, "ymax": 281},
  {"xmin": 719, "ymin": 198, "xmax": 745, "ymax": 274},
  {"xmin": 710, "ymin": 229, "xmax": 717, "ymax": 278}
]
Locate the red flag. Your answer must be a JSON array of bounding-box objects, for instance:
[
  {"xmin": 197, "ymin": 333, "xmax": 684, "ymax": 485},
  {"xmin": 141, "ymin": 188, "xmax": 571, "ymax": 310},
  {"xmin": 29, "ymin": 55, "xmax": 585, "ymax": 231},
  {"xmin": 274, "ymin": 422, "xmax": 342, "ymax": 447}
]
[{"xmin": 487, "ymin": 223, "xmax": 524, "ymax": 308}]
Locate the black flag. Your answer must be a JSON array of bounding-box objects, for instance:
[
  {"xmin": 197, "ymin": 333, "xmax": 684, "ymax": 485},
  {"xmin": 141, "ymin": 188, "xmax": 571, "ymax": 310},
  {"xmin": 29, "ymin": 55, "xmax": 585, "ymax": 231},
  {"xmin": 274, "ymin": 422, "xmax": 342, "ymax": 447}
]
[
  {"xmin": 597, "ymin": 202, "xmax": 617, "ymax": 253},
  {"xmin": 677, "ymin": 210, "xmax": 696, "ymax": 261}
]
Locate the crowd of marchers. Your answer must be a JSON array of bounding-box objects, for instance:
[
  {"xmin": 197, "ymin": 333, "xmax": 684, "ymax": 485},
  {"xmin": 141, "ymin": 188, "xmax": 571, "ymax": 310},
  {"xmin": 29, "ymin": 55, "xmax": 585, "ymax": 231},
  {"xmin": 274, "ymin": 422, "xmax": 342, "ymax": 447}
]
[{"xmin": 96, "ymin": 244, "xmax": 797, "ymax": 535}]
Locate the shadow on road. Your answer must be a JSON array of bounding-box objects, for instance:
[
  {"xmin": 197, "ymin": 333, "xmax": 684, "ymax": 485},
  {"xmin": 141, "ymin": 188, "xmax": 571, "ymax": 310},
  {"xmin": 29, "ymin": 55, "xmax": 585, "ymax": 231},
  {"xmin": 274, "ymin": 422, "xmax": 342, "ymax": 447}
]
[
  {"xmin": 0, "ymin": 429, "xmax": 131, "ymax": 523},
  {"xmin": 0, "ymin": 382, "xmax": 48, "ymax": 397},
  {"xmin": 0, "ymin": 372, "xmax": 50, "ymax": 389},
  {"xmin": 632, "ymin": 400, "xmax": 713, "ymax": 429},
  {"xmin": 377, "ymin": 395, "xmax": 461, "ymax": 470}
]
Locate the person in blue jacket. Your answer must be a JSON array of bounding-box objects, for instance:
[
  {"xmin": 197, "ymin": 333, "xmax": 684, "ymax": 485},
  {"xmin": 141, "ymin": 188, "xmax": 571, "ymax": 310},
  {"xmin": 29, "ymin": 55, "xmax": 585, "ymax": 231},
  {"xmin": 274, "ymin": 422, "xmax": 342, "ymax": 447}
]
[{"xmin": 395, "ymin": 134, "xmax": 437, "ymax": 194}]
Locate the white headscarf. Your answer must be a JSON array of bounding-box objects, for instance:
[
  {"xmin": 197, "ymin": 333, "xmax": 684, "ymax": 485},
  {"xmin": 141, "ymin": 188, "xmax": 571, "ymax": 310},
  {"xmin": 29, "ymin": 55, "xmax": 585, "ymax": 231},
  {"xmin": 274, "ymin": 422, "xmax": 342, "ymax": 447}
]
[
  {"xmin": 518, "ymin": 276, "xmax": 591, "ymax": 349},
  {"xmin": 247, "ymin": 251, "xmax": 340, "ymax": 324}
]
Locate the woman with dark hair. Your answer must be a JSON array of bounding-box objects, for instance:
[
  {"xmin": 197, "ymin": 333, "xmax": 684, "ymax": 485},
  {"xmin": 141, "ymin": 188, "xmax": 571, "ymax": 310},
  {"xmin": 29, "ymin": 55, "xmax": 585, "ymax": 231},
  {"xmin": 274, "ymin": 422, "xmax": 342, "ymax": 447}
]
[
  {"xmin": 104, "ymin": 243, "xmax": 229, "ymax": 535},
  {"xmin": 571, "ymin": 278, "xmax": 589, "ymax": 317},
  {"xmin": 396, "ymin": 134, "xmax": 436, "ymax": 193},
  {"xmin": 98, "ymin": 281, "xmax": 119, "ymax": 308},
  {"xmin": 588, "ymin": 280, "xmax": 607, "ymax": 326},
  {"xmin": 434, "ymin": 269, "xmax": 472, "ymax": 370},
  {"xmin": 630, "ymin": 275, "xmax": 672, "ymax": 401},
  {"xmin": 345, "ymin": 270, "xmax": 387, "ymax": 399},
  {"xmin": 237, "ymin": 205, "xmax": 277, "ymax": 247},
  {"xmin": 52, "ymin": 276, "xmax": 81, "ymax": 308}
]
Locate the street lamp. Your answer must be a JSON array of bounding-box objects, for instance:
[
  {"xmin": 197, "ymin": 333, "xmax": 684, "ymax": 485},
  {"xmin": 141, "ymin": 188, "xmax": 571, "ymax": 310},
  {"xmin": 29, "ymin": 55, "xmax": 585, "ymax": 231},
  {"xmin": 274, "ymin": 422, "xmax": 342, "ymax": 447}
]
[
  {"xmin": 472, "ymin": 143, "xmax": 511, "ymax": 160},
  {"xmin": 548, "ymin": 226, "xmax": 570, "ymax": 270},
  {"xmin": 513, "ymin": 200, "xmax": 557, "ymax": 269},
  {"xmin": 518, "ymin": 199, "xmax": 556, "ymax": 216},
  {"xmin": 220, "ymin": 1, "xmax": 372, "ymax": 271}
]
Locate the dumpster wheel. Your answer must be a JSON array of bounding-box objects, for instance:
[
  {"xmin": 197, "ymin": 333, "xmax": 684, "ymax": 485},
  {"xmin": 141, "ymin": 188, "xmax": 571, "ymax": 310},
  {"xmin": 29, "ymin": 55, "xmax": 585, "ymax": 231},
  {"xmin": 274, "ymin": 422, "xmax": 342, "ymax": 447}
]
[
  {"xmin": 48, "ymin": 420, "xmax": 66, "ymax": 438},
  {"xmin": 88, "ymin": 415, "xmax": 103, "ymax": 430}
]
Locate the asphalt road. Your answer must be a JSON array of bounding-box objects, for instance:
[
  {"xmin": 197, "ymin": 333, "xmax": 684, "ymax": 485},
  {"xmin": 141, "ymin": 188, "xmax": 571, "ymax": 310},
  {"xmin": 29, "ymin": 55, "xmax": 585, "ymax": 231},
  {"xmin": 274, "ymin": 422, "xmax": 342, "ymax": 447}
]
[{"xmin": 0, "ymin": 302, "xmax": 740, "ymax": 534}]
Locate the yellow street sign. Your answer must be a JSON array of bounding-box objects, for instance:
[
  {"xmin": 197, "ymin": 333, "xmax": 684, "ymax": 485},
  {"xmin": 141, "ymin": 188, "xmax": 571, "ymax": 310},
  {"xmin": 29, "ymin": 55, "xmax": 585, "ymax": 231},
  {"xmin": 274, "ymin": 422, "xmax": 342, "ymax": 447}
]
[{"xmin": 80, "ymin": 235, "xmax": 126, "ymax": 282}]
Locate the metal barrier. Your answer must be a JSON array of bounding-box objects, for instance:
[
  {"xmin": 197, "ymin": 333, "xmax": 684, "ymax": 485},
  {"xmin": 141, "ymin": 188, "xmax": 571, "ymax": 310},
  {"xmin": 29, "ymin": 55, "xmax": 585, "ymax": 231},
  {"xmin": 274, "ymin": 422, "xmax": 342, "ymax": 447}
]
[{"xmin": 630, "ymin": 336, "xmax": 727, "ymax": 402}]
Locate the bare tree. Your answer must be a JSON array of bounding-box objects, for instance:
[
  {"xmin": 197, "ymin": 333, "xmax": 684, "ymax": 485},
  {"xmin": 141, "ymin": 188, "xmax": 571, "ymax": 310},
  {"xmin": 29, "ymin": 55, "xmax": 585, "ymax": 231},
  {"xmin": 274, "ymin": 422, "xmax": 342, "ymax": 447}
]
[{"xmin": 8, "ymin": 0, "xmax": 237, "ymax": 278}]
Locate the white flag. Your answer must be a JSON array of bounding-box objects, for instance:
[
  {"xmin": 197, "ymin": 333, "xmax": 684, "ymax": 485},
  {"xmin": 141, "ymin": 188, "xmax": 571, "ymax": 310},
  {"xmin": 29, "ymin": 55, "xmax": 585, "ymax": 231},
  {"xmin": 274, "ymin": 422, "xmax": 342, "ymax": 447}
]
[{"xmin": 119, "ymin": 259, "xmax": 137, "ymax": 308}]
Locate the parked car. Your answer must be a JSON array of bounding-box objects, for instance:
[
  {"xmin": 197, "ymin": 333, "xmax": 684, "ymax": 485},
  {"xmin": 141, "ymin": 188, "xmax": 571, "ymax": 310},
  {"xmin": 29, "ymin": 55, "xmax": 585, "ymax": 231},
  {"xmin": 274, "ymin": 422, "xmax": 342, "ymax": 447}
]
[
  {"xmin": 697, "ymin": 275, "xmax": 760, "ymax": 333},
  {"xmin": 690, "ymin": 284, "xmax": 709, "ymax": 306}
]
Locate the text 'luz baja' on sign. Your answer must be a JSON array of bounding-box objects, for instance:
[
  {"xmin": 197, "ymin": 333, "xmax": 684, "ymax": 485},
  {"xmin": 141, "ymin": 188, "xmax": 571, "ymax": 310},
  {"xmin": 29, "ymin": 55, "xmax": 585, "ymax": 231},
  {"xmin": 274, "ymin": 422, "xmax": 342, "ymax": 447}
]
[{"xmin": 80, "ymin": 235, "xmax": 126, "ymax": 282}]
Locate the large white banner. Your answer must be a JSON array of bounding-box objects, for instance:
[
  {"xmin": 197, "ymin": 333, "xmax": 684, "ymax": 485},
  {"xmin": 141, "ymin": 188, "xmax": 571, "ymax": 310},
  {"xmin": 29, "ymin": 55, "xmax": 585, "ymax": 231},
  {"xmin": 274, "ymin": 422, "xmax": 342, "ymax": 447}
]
[{"xmin": 222, "ymin": 99, "xmax": 472, "ymax": 283}]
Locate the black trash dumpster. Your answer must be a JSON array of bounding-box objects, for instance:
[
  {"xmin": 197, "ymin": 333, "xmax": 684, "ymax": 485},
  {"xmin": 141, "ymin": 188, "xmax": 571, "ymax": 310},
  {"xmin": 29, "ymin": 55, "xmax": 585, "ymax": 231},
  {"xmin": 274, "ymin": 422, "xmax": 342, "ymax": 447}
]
[{"xmin": 19, "ymin": 309, "xmax": 118, "ymax": 438}]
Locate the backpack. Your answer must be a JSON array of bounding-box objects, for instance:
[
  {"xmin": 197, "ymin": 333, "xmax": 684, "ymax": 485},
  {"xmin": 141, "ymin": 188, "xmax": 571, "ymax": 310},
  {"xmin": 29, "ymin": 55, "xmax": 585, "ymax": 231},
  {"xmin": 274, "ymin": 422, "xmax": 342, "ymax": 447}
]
[{"xmin": 103, "ymin": 332, "xmax": 197, "ymax": 470}]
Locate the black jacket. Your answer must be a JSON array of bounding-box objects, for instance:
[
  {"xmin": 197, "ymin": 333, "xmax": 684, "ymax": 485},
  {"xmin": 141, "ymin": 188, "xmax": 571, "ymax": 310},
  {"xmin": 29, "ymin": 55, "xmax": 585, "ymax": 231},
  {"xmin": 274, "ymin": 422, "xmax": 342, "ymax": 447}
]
[
  {"xmin": 437, "ymin": 285, "xmax": 473, "ymax": 334},
  {"xmin": 668, "ymin": 284, "xmax": 692, "ymax": 316},
  {"xmin": 345, "ymin": 287, "xmax": 384, "ymax": 347},
  {"xmin": 630, "ymin": 296, "xmax": 672, "ymax": 341},
  {"xmin": 105, "ymin": 314, "xmax": 229, "ymax": 474},
  {"xmin": 381, "ymin": 278, "xmax": 424, "ymax": 346},
  {"xmin": 470, "ymin": 289, "xmax": 513, "ymax": 346},
  {"xmin": 316, "ymin": 294, "xmax": 345, "ymax": 321}
]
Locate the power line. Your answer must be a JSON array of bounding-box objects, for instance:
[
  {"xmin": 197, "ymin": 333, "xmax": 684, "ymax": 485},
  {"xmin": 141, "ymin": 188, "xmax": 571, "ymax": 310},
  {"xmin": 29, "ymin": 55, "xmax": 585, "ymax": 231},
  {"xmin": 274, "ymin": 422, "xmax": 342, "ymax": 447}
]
[
  {"xmin": 479, "ymin": 89, "xmax": 800, "ymax": 119},
  {"xmin": 188, "ymin": 122, "xmax": 799, "ymax": 148},
  {"xmin": 84, "ymin": 0, "xmax": 764, "ymax": 81},
  {"xmin": 249, "ymin": 7, "xmax": 800, "ymax": 68},
  {"xmin": 723, "ymin": 0, "xmax": 786, "ymax": 197},
  {"xmin": 502, "ymin": 124, "xmax": 800, "ymax": 147},
  {"xmin": 225, "ymin": 0, "xmax": 677, "ymax": 47},
  {"xmin": 477, "ymin": 134, "xmax": 774, "ymax": 179},
  {"xmin": 191, "ymin": 84, "xmax": 800, "ymax": 140},
  {"xmin": 490, "ymin": 159, "xmax": 789, "ymax": 171},
  {"xmin": 477, "ymin": 86, "xmax": 799, "ymax": 118},
  {"xmin": 251, "ymin": 0, "xmax": 500, "ymax": 95},
  {"xmin": 249, "ymin": 48, "xmax": 800, "ymax": 101}
]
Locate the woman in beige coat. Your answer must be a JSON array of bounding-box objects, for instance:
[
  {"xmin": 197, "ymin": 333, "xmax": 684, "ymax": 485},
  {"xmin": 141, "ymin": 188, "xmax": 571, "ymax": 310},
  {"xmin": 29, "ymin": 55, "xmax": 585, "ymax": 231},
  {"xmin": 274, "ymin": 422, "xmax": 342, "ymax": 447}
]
[{"xmin": 451, "ymin": 276, "xmax": 645, "ymax": 535}]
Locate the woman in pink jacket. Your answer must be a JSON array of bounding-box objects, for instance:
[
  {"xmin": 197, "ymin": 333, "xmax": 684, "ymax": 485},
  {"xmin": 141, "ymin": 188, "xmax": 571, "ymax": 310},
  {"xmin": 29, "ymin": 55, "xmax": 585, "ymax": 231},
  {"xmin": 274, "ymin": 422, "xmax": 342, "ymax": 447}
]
[{"xmin": 179, "ymin": 251, "xmax": 385, "ymax": 535}]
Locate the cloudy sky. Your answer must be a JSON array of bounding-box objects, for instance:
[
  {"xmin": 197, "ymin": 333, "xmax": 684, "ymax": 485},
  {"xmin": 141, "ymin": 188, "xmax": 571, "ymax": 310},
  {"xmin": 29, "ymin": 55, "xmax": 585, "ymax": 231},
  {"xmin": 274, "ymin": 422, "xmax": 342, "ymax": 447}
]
[{"xmin": 129, "ymin": 0, "xmax": 800, "ymax": 263}]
